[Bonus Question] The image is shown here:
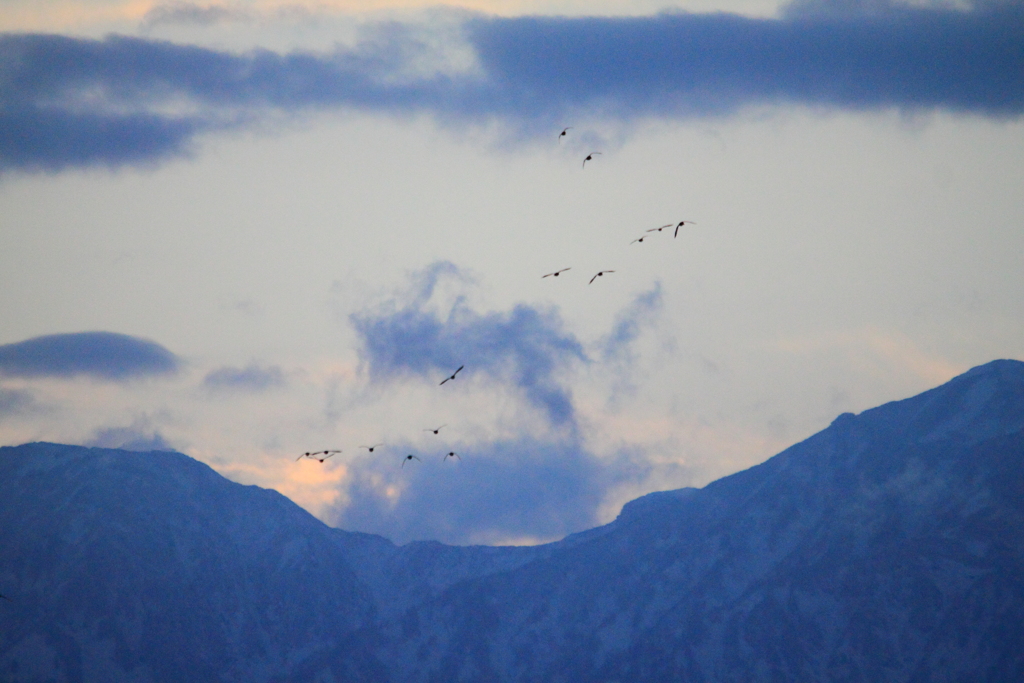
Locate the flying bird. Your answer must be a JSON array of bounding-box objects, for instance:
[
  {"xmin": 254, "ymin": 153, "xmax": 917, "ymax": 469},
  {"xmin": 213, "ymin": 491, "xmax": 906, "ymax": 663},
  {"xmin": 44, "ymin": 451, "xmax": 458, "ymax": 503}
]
[
  {"xmin": 646, "ymin": 224, "xmax": 673, "ymax": 233},
  {"xmin": 296, "ymin": 450, "xmax": 324, "ymax": 461},
  {"xmin": 402, "ymin": 454, "xmax": 421, "ymax": 467},
  {"xmin": 0, "ymin": 593, "xmax": 10, "ymax": 602},
  {"xmin": 630, "ymin": 236, "xmax": 650, "ymax": 244},
  {"xmin": 443, "ymin": 451, "xmax": 460, "ymax": 462},
  {"xmin": 440, "ymin": 365, "xmax": 464, "ymax": 385},
  {"xmin": 360, "ymin": 444, "xmax": 383, "ymax": 453},
  {"xmin": 589, "ymin": 270, "xmax": 615, "ymax": 284},
  {"xmin": 558, "ymin": 127, "xmax": 572, "ymax": 141},
  {"xmin": 424, "ymin": 424, "xmax": 447, "ymax": 435},
  {"xmin": 582, "ymin": 152, "xmax": 602, "ymax": 169},
  {"xmin": 314, "ymin": 451, "xmax": 339, "ymax": 463},
  {"xmin": 674, "ymin": 220, "xmax": 697, "ymax": 238},
  {"xmin": 543, "ymin": 268, "xmax": 571, "ymax": 278}
]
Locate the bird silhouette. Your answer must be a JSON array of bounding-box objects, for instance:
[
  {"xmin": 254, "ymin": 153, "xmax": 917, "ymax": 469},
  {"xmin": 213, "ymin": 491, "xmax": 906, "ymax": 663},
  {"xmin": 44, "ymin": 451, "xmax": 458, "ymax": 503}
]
[
  {"xmin": 582, "ymin": 152, "xmax": 602, "ymax": 169},
  {"xmin": 630, "ymin": 236, "xmax": 649, "ymax": 244},
  {"xmin": 589, "ymin": 270, "xmax": 615, "ymax": 284},
  {"xmin": 443, "ymin": 451, "xmax": 460, "ymax": 462},
  {"xmin": 440, "ymin": 365, "xmax": 464, "ymax": 385},
  {"xmin": 646, "ymin": 224, "xmax": 673, "ymax": 233},
  {"xmin": 425, "ymin": 424, "xmax": 447, "ymax": 435},
  {"xmin": 558, "ymin": 127, "xmax": 572, "ymax": 141},
  {"xmin": 314, "ymin": 451, "xmax": 339, "ymax": 463},
  {"xmin": 674, "ymin": 220, "xmax": 697, "ymax": 238},
  {"xmin": 360, "ymin": 444, "xmax": 383, "ymax": 453},
  {"xmin": 543, "ymin": 268, "xmax": 571, "ymax": 278},
  {"xmin": 402, "ymin": 454, "xmax": 421, "ymax": 467},
  {"xmin": 0, "ymin": 593, "xmax": 10, "ymax": 602},
  {"xmin": 296, "ymin": 451, "xmax": 322, "ymax": 461}
]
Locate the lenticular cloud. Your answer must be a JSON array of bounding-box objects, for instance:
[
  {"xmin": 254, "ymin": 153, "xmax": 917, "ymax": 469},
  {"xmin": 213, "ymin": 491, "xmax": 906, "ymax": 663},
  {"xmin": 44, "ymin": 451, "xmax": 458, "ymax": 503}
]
[{"xmin": 0, "ymin": 332, "xmax": 179, "ymax": 380}]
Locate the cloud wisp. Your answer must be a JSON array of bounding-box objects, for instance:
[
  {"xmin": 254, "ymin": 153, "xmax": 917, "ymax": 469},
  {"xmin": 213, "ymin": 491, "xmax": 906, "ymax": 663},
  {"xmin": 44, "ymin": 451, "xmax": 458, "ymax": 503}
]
[
  {"xmin": 203, "ymin": 362, "xmax": 285, "ymax": 392},
  {"xmin": 141, "ymin": 1, "xmax": 254, "ymax": 28},
  {"xmin": 0, "ymin": 332, "xmax": 179, "ymax": 381},
  {"xmin": 0, "ymin": 388, "xmax": 35, "ymax": 422},
  {"xmin": 86, "ymin": 419, "xmax": 177, "ymax": 452},
  {"xmin": 2, "ymin": 2, "xmax": 1023, "ymax": 170},
  {"xmin": 601, "ymin": 282, "xmax": 664, "ymax": 363}
]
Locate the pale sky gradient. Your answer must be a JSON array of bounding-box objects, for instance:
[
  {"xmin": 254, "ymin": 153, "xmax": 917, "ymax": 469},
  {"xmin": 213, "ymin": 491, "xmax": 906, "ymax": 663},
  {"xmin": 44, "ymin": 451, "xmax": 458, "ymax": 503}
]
[{"xmin": 1, "ymin": 0, "xmax": 1022, "ymax": 544}]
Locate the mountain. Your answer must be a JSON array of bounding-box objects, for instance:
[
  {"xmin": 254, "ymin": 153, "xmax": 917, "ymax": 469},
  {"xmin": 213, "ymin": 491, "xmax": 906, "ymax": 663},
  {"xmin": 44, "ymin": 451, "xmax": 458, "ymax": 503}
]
[
  {"xmin": 2, "ymin": 359, "xmax": 1024, "ymax": 681},
  {"xmin": 0, "ymin": 443, "xmax": 385, "ymax": 682}
]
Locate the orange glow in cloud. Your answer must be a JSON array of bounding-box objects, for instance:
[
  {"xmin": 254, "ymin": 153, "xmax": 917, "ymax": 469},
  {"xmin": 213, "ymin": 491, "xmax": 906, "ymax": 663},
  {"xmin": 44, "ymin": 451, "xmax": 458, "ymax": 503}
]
[
  {"xmin": 775, "ymin": 327, "xmax": 965, "ymax": 388},
  {"xmin": 0, "ymin": 0, "xmax": 470, "ymax": 32},
  {"xmin": 276, "ymin": 457, "xmax": 349, "ymax": 512},
  {"xmin": 0, "ymin": 1, "xmax": 152, "ymax": 32},
  {"xmin": 0, "ymin": 0, "xmax": 713, "ymax": 33},
  {"xmin": 208, "ymin": 451, "xmax": 350, "ymax": 520}
]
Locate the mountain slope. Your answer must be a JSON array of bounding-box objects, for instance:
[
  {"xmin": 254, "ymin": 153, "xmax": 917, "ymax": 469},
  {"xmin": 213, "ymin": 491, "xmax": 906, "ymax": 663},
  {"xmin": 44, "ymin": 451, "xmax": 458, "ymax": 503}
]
[{"xmin": 349, "ymin": 359, "xmax": 1024, "ymax": 682}]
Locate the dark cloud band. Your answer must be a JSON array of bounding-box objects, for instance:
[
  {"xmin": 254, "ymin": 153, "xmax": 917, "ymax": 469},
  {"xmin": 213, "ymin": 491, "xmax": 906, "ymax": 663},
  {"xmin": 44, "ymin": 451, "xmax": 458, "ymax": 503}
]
[
  {"xmin": 468, "ymin": 6, "xmax": 1024, "ymax": 120},
  {"xmin": 1, "ymin": 3, "xmax": 1022, "ymax": 170},
  {"xmin": 0, "ymin": 332, "xmax": 179, "ymax": 380}
]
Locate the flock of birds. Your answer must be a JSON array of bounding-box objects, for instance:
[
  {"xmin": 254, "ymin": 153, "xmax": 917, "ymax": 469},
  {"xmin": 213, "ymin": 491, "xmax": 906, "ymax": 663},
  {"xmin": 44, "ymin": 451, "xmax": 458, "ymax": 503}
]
[
  {"xmin": 294, "ymin": 127, "xmax": 699, "ymax": 470},
  {"xmin": 542, "ymin": 128, "xmax": 696, "ymax": 285},
  {"xmin": 295, "ymin": 363, "xmax": 468, "ymax": 469}
]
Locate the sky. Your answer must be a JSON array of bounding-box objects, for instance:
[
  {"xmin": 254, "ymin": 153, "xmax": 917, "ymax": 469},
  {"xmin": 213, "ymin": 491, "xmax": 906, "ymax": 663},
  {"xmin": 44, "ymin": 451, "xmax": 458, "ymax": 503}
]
[{"xmin": 1, "ymin": 0, "xmax": 1023, "ymax": 545}]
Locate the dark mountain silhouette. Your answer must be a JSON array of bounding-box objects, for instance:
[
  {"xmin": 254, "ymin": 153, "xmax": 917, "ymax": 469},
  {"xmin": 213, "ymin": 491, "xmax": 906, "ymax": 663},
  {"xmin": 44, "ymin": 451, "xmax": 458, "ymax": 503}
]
[{"xmin": 2, "ymin": 359, "xmax": 1023, "ymax": 681}]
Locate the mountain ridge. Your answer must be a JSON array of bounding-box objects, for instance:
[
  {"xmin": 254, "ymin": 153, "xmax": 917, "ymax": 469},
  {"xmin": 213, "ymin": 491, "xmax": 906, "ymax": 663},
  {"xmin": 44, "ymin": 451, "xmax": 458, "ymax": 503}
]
[{"xmin": 2, "ymin": 359, "xmax": 1023, "ymax": 681}]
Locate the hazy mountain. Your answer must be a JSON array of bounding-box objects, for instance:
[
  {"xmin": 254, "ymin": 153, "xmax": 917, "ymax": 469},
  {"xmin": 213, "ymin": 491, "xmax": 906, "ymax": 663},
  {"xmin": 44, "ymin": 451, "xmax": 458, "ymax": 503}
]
[{"xmin": 2, "ymin": 359, "xmax": 1024, "ymax": 681}]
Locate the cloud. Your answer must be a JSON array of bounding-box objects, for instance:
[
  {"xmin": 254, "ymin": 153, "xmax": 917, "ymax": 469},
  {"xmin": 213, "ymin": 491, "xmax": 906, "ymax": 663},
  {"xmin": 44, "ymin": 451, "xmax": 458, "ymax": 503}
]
[
  {"xmin": 141, "ymin": 2, "xmax": 253, "ymax": 28},
  {"xmin": 350, "ymin": 261, "xmax": 587, "ymax": 428},
  {"xmin": 0, "ymin": 29, "xmax": 447, "ymax": 172},
  {"xmin": 0, "ymin": 108, "xmax": 205, "ymax": 172},
  {"xmin": 2, "ymin": 3, "xmax": 1023, "ymax": 170},
  {"xmin": 331, "ymin": 435, "xmax": 649, "ymax": 545},
  {"xmin": 780, "ymin": 0, "xmax": 1005, "ymax": 19},
  {"xmin": 86, "ymin": 421, "xmax": 177, "ymax": 452},
  {"xmin": 467, "ymin": 5, "xmax": 1024, "ymax": 123},
  {"xmin": 601, "ymin": 282, "xmax": 663, "ymax": 363},
  {"xmin": 0, "ymin": 332, "xmax": 179, "ymax": 380},
  {"xmin": 332, "ymin": 265, "xmax": 685, "ymax": 544},
  {"xmin": 0, "ymin": 387, "xmax": 35, "ymax": 421},
  {"xmin": 203, "ymin": 362, "xmax": 285, "ymax": 391}
]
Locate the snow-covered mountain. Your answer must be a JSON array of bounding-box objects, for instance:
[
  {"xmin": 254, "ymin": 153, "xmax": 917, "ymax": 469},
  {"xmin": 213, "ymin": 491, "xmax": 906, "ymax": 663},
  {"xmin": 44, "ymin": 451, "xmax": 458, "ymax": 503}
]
[{"xmin": 2, "ymin": 359, "xmax": 1023, "ymax": 682}]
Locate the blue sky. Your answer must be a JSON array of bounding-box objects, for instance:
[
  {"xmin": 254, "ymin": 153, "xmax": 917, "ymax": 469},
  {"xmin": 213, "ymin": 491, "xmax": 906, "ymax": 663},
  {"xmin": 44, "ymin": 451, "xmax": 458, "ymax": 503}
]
[{"xmin": 1, "ymin": 0, "xmax": 1023, "ymax": 544}]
